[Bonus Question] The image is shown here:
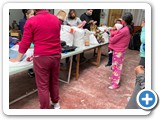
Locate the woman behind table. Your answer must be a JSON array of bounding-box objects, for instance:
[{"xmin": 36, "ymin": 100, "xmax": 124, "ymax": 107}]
[
  {"xmin": 64, "ymin": 9, "xmax": 86, "ymax": 28},
  {"xmin": 10, "ymin": 9, "xmax": 62, "ymax": 109},
  {"xmin": 108, "ymin": 12, "xmax": 134, "ymax": 89}
]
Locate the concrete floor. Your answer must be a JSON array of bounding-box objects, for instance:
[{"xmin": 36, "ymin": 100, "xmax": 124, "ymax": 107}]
[{"xmin": 9, "ymin": 48, "xmax": 140, "ymax": 109}]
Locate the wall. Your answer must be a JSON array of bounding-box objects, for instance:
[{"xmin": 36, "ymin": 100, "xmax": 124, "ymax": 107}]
[
  {"xmin": 9, "ymin": 9, "xmax": 144, "ymax": 27},
  {"xmin": 100, "ymin": 9, "xmax": 109, "ymax": 25},
  {"xmin": 9, "ymin": 9, "xmax": 24, "ymax": 26},
  {"xmin": 122, "ymin": 9, "xmax": 145, "ymax": 26},
  {"xmin": 9, "ymin": 9, "xmax": 55, "ymax": 26},
  {"xmin": 75, "ymin": 9, "xmax": 86, "ymax": 17},
  {"xmin": 9, "ymin": 9, "xmax": 108, "ymax": 26}
]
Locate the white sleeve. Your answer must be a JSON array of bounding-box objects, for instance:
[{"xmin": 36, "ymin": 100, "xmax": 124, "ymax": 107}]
[{"xmin": 77, "ymin": 17, "xmax": 82, "ymax": 24}]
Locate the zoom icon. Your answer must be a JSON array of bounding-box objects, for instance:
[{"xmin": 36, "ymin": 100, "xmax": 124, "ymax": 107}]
[{"xmin": 136, "ymin": 89, "xmax": 158, "ymax": 110}]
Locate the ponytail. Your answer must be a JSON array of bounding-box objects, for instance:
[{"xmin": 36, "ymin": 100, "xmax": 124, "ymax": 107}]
[{"xmin": 128, "ymin": 22, "xmax": 134, "ymax": 34}]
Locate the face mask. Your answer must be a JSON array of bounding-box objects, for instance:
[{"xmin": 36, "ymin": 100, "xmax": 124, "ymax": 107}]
[
  {"xmin": 86, "ymin": 13, "xmax": 92, "ymax": 16},
  {"xmin": 69, "ymin": 16, "xmax": 76, "ymax": 19}
]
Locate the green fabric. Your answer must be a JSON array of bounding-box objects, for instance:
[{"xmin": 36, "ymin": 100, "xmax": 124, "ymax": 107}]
[
  {"xmin": 30, "ymin": 43, "xmax": 34, "ymax": 48},
  {"xmin": 140, "ymin": 27, "xmax": 145, "ymax": 57}
]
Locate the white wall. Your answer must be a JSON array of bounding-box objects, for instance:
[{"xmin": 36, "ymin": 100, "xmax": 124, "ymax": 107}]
[
  {"xmin": 122, "ymin": 9, "xmax": 145, "ymax": 26},
  {"xmin": 9, "ymin": 9, "xmax": 144, "ymax": 27},
  {"xmin": 100, "ymin": 9, "xmax": 109, "ymax": 25},
  {"xmin": 9, "ymin": 9, "xmax": 55, "ymax": 26},
  {"xmin": 75, "ymin": 9, "xmax": 86, "ymax": 18}
]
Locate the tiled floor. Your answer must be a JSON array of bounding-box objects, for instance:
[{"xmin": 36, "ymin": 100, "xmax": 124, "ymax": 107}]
[{"xmin": 9, "ymin": 48, "xmax": 140, "ymax": 109}]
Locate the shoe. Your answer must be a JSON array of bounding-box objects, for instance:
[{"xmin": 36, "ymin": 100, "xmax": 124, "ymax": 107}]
[
  {"xmin": 109, "ymin": 77, "xmax": 112, "ymax": 81},
  {"xmin": 108, "ymin": 84, "xmax": 119, "ymax": 89},
  {"xmin": 105, "ymin": 63, "xmax": 112, "ymax": 67},
  {"xmin": 28, "ymin": 69, "xmax": 35, "ymax": 78},
  {"xmin": 52, "ymin": 102, "xmax": 60, "ymax": 109}
]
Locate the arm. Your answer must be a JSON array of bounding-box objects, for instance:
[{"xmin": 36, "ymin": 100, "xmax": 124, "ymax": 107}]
[
  {"xmin": 9, "ymin": 53, "xmax": 24, "ymax": 62},
  {"xmin": 109, "ymin": 30, "xmax": 124, "ymax": 44},
  {"xmin": 77, "ymin": 17, "xmax": 82, "ymax": 25},
  {"xmin": 110, "ymin": 29, "xmax": 119, "ymax": 37},
  {"xmin": 135, "ymin": 65, "xmax": 145, "ymax": 89},
  {"xmin": 77, "ymin": 19, "xmax": 86, "ymax": 28},
  {"xmin": 80, "ymin": 14, "xmax": 90, "ymax": 29},
  {"xmin": 10, "ymin": 20, "xmax": 33, "ymax": 62},
  {"xmin": 140, "ymin": 27, "xmax": 145, "ymax": 44},
  {"xmin": 80, "ymin": 14, "xmax": 85, "ymax": 21}
]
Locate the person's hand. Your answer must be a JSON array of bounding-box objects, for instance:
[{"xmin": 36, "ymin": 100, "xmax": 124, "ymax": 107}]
[
  {"xmin": 112, "ymin": 25, "xmax": 117, "ymax": 30},
  {"xmin": 93, "ymin": 21, "xmax": 97, "ymax": 24},
  {"xmin": 9, "ymin": 52, "xmax": 24, "ymax": 62},
  {"xmin": 135, "ymin": 65, "xmax": 144, "ymax": 75},
  {"xmin": 9, "ymin": 58, "xmax": 20, "ymax": 62},
  {"xmin": 89, "ymin": 20, "xmax": 94, "ymax": 24}
]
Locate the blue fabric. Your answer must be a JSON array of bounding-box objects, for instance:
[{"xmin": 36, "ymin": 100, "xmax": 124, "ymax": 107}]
[
  {"xmin": 140, "ymin": 27, "xmax": 145, "ymax": 57},
  {"xmin": 9, "ymin": 37, "xmax": 19, "ymax": 48},
  {"xmin": 143, "ymin": 43, "xmax": 145, "ymax": 51},
  {"xmin": 9, "ymin": 49, "xmax": 26, "ymax": 61}
]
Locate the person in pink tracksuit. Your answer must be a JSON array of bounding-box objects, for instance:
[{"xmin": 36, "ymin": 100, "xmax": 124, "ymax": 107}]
[{"xmin": 108, "ymin": 12, "xmax": 134, "ymax": 89}]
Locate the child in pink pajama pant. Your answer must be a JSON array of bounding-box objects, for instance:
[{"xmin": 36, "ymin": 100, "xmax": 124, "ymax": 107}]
[{"xmin": 108, "ymin": 12, "xmax": 133, "ymax": 89}]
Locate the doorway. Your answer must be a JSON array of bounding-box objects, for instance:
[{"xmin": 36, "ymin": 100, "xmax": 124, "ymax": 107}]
[{"xmin": 107, "ymin": 9, "xmax": 123, "ymax": 27}]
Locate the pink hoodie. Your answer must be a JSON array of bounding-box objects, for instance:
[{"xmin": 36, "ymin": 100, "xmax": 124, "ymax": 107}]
[{"xmin": 108, "ymin": 26, "xmax": 131, "ymax": 52}]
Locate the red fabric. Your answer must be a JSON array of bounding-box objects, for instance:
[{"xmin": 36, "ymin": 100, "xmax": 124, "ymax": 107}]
[
  {"xmin": 108, "ymin": 26, "xmax": 131, "ymax": 52},
  {"xmin": 26, "ymin": 55, "xmax": 34, "ymax": 62},
  {"xmin": 19, "ymin": 10, "xmax": 61, "ymax": 56},
  {"xmin": 33, "ymin": 55, "xmax": 61, "ymax": 109}
]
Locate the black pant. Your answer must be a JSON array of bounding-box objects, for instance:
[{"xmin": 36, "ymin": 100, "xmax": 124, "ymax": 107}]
[
  {"xmin": 107, "ymin": 50, "xmax": 113, "ymax": 65},
  {"xmin": 139, "ymin": 57, "xmax": 145, "ymax": 67}
]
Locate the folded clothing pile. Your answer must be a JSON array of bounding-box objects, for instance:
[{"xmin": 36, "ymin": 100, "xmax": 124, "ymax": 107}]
[{"xmin": 61, "ymin": 41, "xmax": 77, "ymax": 53}]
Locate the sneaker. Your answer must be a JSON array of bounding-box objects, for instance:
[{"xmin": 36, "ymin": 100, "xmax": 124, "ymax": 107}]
[
  {"xmin": 28, "ymin": 69, "xmax": 35, "ymax": 78},
  {"xmin": 105, "ymin": 63, "xmax": 112, "ymax": 67},
  {"xmin": 108, "ymin": 77, "xmax": 112, "ymax": 81},
  {"xmin": 52, "ymin": 102, "xmax": 60, "ymax": 109},
  {"xmin": 108, "ymin": 84, "xmax": 119, "ymax": 89}
]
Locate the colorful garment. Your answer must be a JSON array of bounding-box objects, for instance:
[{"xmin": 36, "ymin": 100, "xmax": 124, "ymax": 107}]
[{"xmin": 111, "ymin": 51, "xmax": 125, "ymax": 87}]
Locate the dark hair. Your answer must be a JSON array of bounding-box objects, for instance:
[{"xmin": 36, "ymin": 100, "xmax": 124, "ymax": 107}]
[
  {"xmin": 68, "ymin": 9, "xmax": 77, "ymax": 19},
  {"xmin": 122, "ymin": 12, "xmax": 134, "ymax": 34},
  {"xmin": 22, "ymin": 9, "xmax": 35, "ymax": 18},
  {"xmin": 115, "ymin": 19, "xmax": 122, "ymax": 24}
]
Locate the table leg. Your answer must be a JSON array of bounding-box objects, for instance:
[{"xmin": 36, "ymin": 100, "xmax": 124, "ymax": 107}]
[
  {"xmin": 90, "ymin": 46, "xmax": 101, "ymax": 67},
  {"xmin": 96, "ymin": 46, "xmax": 102, "ymax": 67},
  {"xmin": 76, "ymin": 54, "xmax": 80, "ymax": 80},
  {"xmin": 67, "ymin": 56, "xmax": 73, "ymax": 83},
  {"xmin": 9, "ymin": 89, "xmax": 37, "ymax": 105},
  {"xmin": 59, "ymin": 56, "xmax": 73, "ymax": 84}
]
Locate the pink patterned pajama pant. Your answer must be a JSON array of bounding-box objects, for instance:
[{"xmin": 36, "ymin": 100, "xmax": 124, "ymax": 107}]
[{"xmin": 111, "ymin": 51, "xmax": 125, "ymax": 87}]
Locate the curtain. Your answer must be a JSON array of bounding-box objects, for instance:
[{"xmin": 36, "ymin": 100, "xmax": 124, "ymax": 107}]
[{"xmin": 122, "ymin": 9, "xmax": 145, "ymax": 26}]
